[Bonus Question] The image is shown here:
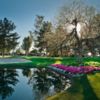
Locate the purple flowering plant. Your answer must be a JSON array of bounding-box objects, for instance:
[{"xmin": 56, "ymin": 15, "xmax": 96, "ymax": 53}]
[{"xmin": 51, "ymin": 64, "xmax": 100, "ymax": 75}]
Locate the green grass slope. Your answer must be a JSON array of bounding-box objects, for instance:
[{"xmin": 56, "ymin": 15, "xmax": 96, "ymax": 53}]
[
  {"xmin": 24, "ymin": 56, "xmax": 100, "ymax": 67},
  {"xmin": 47, "ymin": 73, "xmax": 100, "ymax": 100}
]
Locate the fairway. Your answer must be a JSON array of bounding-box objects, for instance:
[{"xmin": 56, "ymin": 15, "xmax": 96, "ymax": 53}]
[
  {"xmin": 46, "ymin": 73, "xmax": 100, "ymax": 100},
  {"xmin": 0, "ymin": 56, "xmax": 100, "ymax": 100},
  {"xmin": 0, "ymin": 58, "xmax": 33, "ymax": 68},
  {"xmin": 0, "ymin": 0, "xmax": 100, "ymax": 100},
  {"xmin": 24, "ymin": 56, "xmax": 100, "ymax": 67},
  {"xmin": 23, "ymin": 57, "xmax": 100, "ymax": 100}
]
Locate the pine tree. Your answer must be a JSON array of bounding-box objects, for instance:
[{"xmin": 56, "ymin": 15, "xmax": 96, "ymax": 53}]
[{"xmin": 0, "ymin": 18, "xmax": 20, "ymax": 57}]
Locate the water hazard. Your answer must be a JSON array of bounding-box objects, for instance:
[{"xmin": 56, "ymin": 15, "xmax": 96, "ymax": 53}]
[{"xmin": 0, "ymin": 68, "xmax": 71, "ymax": 100}]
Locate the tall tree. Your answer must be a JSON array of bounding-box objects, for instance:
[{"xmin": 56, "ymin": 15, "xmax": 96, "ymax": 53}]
[
  {"xmin": 7, "ymin": 32, "xmax": 20, "ymax": 54},
  {"xmin": 22, "ymin": 35, "xmax": 32, "ymax": 55},
  {"xmin": 43, "ymin": 25, "xmax": 67, "ymax": 56},
  {"xmin": 92, "ymin": 13, "xmax": 100, "ymax": 36},
  {"xmin": 0, "ymin": 18, "xmax": 20, "ymax": 57},
  {"xmin": 33, "ymin": 15, "xmax": 52, "ymax": 53},
  {"xmin": 57, "ymin": 0, "xmax": 99, "ymax": 57}
]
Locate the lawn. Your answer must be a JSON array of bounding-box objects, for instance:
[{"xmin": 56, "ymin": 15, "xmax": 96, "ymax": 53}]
[
  {"xmin": 23, "ymin": 56, "xmax": 100, "ymax": 67},
  {"xmin": 23, "ymin": 56, "xmax": 100, "ymax": 100},
  {"xmin": 0, "ymin": 57, "xmax": 33, "ymax": 68},
  {"xmin": 46, "ymin": 73, "xmax": 100, "ymax": 100},
  {"xmin": 1, "ymin": 56, "xmax": 99, "ymax": 68},
  {"xmin": 0, "ymin": 56, "xmax": 100, "ymax": 100}
]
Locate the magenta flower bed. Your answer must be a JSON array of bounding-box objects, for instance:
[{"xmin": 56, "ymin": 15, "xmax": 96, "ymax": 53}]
[{"xmin": 51, "ymin": 64, "xmax": 100, "ymax": 74}]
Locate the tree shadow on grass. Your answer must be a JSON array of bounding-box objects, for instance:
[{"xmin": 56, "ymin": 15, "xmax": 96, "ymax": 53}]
[
  {"xmin": 67, "ymin": 74, "xmax": 99, "ymax": 100},
  {"xmin": 80, "ymin": 74, "xmax": 98, "ymax": 100}
]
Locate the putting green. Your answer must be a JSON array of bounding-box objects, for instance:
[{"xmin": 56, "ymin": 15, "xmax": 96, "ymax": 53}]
[{"xmin": 0, "ymin": 58, "xmax": 33, "ymax": 68}]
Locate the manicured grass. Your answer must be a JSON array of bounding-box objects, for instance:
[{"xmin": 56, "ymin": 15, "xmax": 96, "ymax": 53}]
[
  {"xmin": 23, "ymin": 56, "xmax": 61, "ymax": 67},
  {"xmin": 0, "ymin": 56, "xmax": 100, "ymax": 68},
  {"xmin": 0, "ymin": 56, "xmax": 100, "ymax": 100},
  {"xmin": 23, "ymin": 56, "xmax": 100, "ymax": 100},
  {"xmin": 46, "ymin": 73, "xmax": 100, "ymax": 100},
  {"xmin": 0, "ymin": 57, "xmax": 33, "ymax": 68},
  {"xmin": 23, "ymin": 56, "xmax": 100, "ymax": 67},
  {"xmin": 0, "ymin": 62, "xmax": 33, "ymax": 68}
]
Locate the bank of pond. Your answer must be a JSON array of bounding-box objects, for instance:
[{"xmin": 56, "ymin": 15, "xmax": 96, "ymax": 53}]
[
  {"xmin": 0, "ymin": 67, "xmax": 100, "ymax": 100},
  {"xmin": 0, "ymin": 57, "xmax": 100, "ymax": 100}
]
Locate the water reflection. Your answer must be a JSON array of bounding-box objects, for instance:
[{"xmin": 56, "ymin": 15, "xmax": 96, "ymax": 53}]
[
  {"xmin": 0, "ymin": 68, "xmax": 19, "ymax": 100},
  {"xmin": 0, "ymin": 68, "xmax": 71, "ymax": 100},
  {"xmin": 22, "ymin": 68, "xmax": 32, "ymax": 77},
  {"xmin": 28, "ymin": 68, "xmax": 71, "ymax": 100}
]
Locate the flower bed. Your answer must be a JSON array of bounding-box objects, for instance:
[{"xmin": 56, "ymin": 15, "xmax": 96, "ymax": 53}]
[{"xmin": 48, "ymin": 64, "xmax": 100, "ymax": 77}]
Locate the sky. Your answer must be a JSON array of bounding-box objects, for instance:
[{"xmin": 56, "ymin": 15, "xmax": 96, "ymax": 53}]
[{"xmin": 0, "ymin": 0, "xmax": 100, "ymax": 43}]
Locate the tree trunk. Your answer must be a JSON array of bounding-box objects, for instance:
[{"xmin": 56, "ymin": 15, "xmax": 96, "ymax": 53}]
[
  {"xmin": 73, "ymin": 18, "xmax": 83, "ymax": 66},
  {"xmin": 60, "ymin": 44, "xmax": 63, "ymax": 56},
  {"xmin": 2, "ymin": 49, "xmax": 5, "ymax": 58},
  {"xmin": 25, "ymin": 50, "xmax": 29, "ymax": 56}
]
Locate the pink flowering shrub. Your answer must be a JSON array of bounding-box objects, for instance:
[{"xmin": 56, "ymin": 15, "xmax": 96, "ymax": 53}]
[{"xmin": 50, "ymin": 64, "xmax": 100, "ymax": 75}]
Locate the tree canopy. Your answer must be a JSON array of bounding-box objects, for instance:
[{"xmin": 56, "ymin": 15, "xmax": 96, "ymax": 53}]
[
  {"xmin": 0, "ymin": 18, "xmax": 20, "ymax": 57},
  {"xmin": 21, "ymin": 34, "xmax": 32, "ymax": 55}
]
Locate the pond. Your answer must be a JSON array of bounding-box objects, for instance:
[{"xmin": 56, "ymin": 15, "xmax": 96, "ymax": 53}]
[{"xmin": 0, "ymin": 68, "xmax": 71, "ymax": 100}]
